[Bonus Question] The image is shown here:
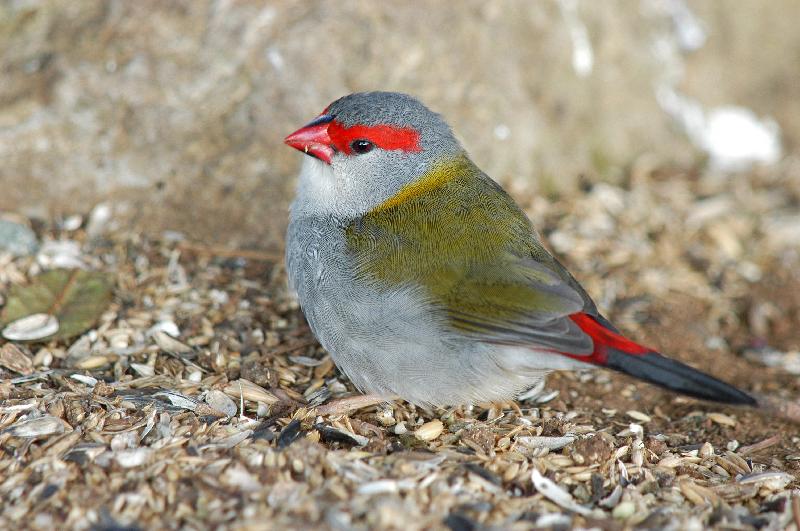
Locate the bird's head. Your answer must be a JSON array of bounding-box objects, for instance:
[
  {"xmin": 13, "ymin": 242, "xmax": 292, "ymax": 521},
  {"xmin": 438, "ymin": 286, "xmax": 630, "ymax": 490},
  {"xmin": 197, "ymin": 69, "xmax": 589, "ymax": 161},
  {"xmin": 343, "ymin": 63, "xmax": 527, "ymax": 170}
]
[{"xmin": 285, "ymin": 92, "xmax": 465, "ymax": 216}]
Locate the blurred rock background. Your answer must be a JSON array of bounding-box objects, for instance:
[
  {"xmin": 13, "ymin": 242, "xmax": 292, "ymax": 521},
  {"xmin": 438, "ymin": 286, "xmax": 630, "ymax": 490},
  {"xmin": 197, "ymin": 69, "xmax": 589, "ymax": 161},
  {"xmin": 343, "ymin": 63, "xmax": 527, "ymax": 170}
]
[{"xmin": 0, "ymin": 0, "xmax": 797, "ymax": 250}]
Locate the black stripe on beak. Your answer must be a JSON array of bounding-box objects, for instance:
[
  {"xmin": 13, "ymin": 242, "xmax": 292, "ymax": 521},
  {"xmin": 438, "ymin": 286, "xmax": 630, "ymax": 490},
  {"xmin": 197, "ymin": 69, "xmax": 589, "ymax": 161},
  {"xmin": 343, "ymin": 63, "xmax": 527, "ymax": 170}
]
[{"xmin": 305, "ymin": 114, "xmax": 334, "ymax": 127}]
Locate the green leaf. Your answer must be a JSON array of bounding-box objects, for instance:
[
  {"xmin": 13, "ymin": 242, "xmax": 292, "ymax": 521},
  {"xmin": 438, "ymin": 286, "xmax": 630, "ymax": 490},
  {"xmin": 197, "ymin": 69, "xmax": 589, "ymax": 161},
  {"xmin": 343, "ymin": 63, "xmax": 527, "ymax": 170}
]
[{"xmin": 0, "ymin": 269, "xmax": 114, "ymax": 342}]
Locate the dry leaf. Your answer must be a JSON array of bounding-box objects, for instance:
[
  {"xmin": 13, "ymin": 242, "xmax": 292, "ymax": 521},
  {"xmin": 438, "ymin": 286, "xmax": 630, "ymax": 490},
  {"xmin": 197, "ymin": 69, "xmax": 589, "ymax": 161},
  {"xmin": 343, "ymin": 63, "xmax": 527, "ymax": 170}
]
[{"xmin": 0, "ymin": 269, "xmax": 113, "ymax": 341}]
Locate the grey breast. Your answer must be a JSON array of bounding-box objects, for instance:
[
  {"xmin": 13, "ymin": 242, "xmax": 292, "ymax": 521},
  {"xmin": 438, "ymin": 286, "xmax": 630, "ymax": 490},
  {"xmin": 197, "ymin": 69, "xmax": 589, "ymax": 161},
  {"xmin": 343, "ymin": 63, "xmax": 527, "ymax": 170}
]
[
  {"xmin": 286, "ymin": 214, "xmax": 378, "ymax": 362},
  {"xmin": 285, "ymin": 213, "xmax": 455, "ymax": 397},
  {"xmin": 286, "ymin": 214, "xmax": 350, "ymax": 326}
]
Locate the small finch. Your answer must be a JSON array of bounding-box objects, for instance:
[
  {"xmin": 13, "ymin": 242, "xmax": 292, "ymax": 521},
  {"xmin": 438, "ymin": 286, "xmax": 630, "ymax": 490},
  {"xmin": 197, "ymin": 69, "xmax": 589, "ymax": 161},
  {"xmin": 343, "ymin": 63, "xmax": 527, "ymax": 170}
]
[{"xmin": 284, "ymin": 91, "xmax": 755, "ymax": 408}]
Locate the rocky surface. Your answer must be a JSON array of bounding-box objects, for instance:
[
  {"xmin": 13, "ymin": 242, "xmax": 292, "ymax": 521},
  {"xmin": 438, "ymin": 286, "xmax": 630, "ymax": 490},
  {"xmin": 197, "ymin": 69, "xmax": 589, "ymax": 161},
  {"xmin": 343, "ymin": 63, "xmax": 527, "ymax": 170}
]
[{"xmin": 1, "ymin": 0, "xmax": 798, "ymax": 248}]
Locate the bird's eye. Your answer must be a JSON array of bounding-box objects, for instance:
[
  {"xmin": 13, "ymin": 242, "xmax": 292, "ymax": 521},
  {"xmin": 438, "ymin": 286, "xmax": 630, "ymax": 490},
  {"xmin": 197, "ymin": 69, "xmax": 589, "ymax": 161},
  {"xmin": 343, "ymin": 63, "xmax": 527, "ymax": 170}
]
[{"xmin": 350, "ymin": 139, "xmax": 374, "ymax": 154}]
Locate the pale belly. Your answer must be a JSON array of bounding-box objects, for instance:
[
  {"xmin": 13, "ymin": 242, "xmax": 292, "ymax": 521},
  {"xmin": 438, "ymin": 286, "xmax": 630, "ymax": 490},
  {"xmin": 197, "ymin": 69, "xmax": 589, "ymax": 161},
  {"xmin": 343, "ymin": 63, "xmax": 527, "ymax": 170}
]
[{"xmin": 285, "ymin": 215, "xmax": 589, "ymax": 406}]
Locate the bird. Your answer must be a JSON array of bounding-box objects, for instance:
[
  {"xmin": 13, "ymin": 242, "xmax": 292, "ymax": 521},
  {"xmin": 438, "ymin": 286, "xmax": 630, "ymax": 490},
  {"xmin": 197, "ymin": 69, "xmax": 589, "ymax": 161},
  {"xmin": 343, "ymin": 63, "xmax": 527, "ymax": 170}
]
[{"xmin": 283, "ymin": 91, "xmax": 756, "ymax": 409}]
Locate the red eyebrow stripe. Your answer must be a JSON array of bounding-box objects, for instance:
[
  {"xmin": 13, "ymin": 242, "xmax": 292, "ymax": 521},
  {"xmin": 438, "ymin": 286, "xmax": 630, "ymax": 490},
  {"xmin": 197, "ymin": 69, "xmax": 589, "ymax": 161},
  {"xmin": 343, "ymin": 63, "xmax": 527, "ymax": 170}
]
[{"xmin": 327, "ymin": 121, "xmax": 421, "ymax": 154}]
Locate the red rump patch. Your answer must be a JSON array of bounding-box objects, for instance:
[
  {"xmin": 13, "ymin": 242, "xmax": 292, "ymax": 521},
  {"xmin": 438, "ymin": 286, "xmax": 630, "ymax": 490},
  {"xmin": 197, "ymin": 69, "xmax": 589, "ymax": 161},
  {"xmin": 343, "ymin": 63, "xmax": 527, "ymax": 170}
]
[
  {"xmin": 565, "ymin": 313, "xmax": 651, "ymax": 365},
  {"xmin": 328, "ymin": 120, "xmax": 421, "ymax": 155}
]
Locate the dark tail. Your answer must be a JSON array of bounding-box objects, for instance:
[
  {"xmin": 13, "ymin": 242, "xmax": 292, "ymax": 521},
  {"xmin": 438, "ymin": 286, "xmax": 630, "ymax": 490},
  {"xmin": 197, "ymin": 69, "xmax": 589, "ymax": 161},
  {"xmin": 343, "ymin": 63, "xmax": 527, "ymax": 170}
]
[
  {"xmin": 568, "ymin": 313, "xmax": 757, "ymax": 406},
  {"xmin": 604, "ymin": 348, "xmax": 757, "ymax": 405}
]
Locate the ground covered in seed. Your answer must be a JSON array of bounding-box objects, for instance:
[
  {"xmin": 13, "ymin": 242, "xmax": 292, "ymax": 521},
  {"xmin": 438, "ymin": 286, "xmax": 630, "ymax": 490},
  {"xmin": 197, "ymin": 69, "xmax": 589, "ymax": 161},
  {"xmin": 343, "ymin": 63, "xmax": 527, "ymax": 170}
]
[{"xmin": 1, "ymin": 163, "xmax": 800, "ymax": 530}]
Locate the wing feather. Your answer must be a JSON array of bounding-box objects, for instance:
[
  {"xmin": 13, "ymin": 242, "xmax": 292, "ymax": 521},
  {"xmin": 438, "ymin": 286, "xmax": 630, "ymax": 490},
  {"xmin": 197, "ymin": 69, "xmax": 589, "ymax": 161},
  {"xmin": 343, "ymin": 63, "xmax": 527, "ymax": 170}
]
[{"xmin": 346, "ymin": 155, "xmax": 599, "ymax": 357}]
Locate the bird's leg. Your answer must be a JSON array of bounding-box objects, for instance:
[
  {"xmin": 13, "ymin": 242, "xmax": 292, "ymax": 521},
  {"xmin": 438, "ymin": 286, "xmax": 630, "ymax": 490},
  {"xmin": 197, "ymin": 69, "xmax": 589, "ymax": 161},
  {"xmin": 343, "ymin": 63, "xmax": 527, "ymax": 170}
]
[{"xmin": 315, "ymin": 393, "xmax": 398, "ymax": 416}]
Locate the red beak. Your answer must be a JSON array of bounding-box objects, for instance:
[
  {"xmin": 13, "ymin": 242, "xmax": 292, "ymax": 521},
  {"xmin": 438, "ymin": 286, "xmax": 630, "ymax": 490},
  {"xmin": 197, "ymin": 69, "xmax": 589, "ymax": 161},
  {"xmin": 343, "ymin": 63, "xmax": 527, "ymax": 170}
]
[{"xmin": 284, "ymin": 113, "xmax": 335, "ymax": 164}]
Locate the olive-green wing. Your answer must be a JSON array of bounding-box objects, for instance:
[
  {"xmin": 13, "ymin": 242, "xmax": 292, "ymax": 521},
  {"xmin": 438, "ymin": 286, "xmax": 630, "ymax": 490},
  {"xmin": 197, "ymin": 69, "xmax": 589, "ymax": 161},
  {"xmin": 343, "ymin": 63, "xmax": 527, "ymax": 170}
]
[
  {"xmin": 346, "ymin": 156, "xmax": 597, "ymax": 355},
  {"xmin": 439, "ymin": 253, "xmax": 593, "ymax": 353}
]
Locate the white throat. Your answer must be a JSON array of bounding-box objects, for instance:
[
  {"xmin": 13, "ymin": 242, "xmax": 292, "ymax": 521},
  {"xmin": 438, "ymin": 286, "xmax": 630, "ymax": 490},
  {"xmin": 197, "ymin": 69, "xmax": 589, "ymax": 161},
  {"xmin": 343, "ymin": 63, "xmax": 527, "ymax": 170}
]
[
  {"xmin": 289, "ymin": 155, "xmax": 398, "ymax": 219},
  {"xmin": 289, "ymin": 156, "xmax": 344, "ymax": 218},
  {"xmin": 288, "ymin": 147, "xmax": 450, "ymax": 220}
]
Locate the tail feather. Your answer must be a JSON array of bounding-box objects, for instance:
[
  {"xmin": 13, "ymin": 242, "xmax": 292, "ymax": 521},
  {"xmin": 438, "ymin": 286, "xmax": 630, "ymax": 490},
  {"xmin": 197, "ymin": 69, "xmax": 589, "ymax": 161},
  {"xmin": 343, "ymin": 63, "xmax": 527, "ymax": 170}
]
[{"xmin": 567, "ymin": 313, "xmax": 757, "ymax": 406}]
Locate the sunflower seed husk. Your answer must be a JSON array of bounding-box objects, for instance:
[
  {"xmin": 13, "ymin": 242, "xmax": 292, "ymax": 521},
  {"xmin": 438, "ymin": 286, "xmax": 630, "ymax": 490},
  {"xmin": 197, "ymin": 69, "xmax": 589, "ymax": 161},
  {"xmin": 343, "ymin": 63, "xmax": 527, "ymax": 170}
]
[
  {"xmin": 0, "ymin": 343, "xmax": 34, "ymax": 374},
  {"xmin": 415, "ymin": 420, "xmax": 444, "ymax": 441},
  {"xmin": 517, "ymin": 435, "xmax": 576, "ymax": 450},
  {"xmin": 4, "ymin": 415, "xmax": 66, "ymax": 438},
  {"xmin": 2, "ymin": 314, "xmax": 59, "ymax": 341},
  {"xmin": 531, "ymin": 468, "xmax": 592, "ymax": 515}
]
